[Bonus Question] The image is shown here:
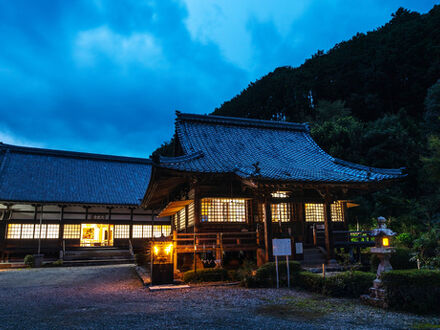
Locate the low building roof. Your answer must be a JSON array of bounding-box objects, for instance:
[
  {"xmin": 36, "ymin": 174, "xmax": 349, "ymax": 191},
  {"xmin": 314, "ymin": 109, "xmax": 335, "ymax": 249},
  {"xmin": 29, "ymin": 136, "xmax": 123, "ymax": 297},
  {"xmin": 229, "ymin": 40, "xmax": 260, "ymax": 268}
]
[
  {"xmin": 0, "ymin": 143, "xmax": 152, "ymax": 205},
  {"xmin": 158, "ymin": 112, "xmax": 405, "ymax": 183}
]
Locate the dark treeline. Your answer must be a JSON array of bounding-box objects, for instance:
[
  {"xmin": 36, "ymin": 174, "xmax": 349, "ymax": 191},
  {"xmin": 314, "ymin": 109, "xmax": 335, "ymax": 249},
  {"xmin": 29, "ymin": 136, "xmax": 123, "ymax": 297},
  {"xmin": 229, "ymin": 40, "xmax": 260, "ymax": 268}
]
[{"xmin": 157, "ymin": 7, "xmax": 440, "ymax": 235}]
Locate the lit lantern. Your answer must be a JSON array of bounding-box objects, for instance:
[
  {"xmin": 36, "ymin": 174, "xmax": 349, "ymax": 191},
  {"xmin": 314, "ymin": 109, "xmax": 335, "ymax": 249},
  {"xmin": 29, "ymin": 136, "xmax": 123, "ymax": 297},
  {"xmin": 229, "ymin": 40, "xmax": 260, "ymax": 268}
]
[
  {"xmin": 150, "ymin": 240, "xmax": 174, "ymax": 285},
  {"xmin": 370, "ymin": 217, "xmax": 396, "ymax": 278}
]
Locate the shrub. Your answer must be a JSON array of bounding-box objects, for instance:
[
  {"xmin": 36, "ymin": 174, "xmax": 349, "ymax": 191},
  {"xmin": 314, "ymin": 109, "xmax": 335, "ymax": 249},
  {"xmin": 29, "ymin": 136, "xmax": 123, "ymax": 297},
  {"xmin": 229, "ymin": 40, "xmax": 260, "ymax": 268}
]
[
  {"xmin": 135, "ymin": 253, "xmax": 148, "ymax": 266},
  {"xmin": 24, "ymin": 254, "xmax": 34, "ymax": 267},
  {"xmin": 395, "ymin": 233, "xmax": 414, "ymax": 248},
  {"xmin": 382, "ymin": 269, "xmax": 440, "ymax": 314},
  {"xmin": 294, "ymin": 271, "xmax": 374, "ymax": 298},
  {"xmin": 370, "ymin": 247, "xmax": 416, "ymax": 272},
  {"xmin": 183, "ymin": 268, "xmax": 228, "ymax": 283},
  {"xmin": 323, "ymin": 271, "xmax": 375, "ymax": 297},
  {"xmin": 254, "ymin": 261, "xmax": 302, "ymax": 287}
]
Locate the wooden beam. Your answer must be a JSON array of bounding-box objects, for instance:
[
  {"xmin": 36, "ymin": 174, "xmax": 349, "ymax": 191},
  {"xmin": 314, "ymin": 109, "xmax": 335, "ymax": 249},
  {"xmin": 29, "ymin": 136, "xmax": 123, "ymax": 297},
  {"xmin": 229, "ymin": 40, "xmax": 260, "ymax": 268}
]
[
  {"xmin": 323, "ymin": 198, "xmax": 335, "ymax": 260},
  {"xmin": 263, "ymin": 200, "xmax": 273, "ymax": 262}
]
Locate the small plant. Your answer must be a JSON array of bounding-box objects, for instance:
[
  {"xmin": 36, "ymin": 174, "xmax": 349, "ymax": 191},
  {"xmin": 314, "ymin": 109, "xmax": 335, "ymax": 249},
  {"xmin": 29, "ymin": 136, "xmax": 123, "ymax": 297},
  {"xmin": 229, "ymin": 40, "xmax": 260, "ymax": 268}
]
[
  {"xmin": 52, "ymin": 259, "xmax": 63, "ymax": 266},
  {"xmin": 24, "ymin": 254, "xmax": 34, "ymax": 267},
  {"xmin": 183, "ymin": 268, "xmax": 228, "ymax": 283}
]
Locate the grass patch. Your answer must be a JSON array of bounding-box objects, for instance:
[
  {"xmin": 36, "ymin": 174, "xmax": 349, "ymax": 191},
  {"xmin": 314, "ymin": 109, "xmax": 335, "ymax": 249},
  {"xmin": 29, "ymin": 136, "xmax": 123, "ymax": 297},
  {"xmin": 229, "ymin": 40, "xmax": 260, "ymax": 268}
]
[
  {"xmin": 256, "ymin": 295, "xmax": 354, "ymax": 321},
  {"xmin": 411, "ymin": 323, "xmax": 440, "ymax": 329}
]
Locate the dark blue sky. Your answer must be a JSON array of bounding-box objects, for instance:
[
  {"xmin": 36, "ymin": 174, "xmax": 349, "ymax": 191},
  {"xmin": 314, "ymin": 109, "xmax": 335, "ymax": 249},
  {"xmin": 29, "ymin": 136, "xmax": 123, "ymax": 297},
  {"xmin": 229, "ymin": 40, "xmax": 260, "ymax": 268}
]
[{"xmin": 0, "ymin": 0, "xmax": 437, "ymax": 157}]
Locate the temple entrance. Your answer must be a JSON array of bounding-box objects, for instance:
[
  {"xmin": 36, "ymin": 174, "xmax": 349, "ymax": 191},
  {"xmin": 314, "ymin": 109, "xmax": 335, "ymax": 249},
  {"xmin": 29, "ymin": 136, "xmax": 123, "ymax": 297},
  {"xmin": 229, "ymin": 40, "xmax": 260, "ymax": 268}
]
[{"xmin": 80, "ymin": 224, "xmax": 114, "ymax": 247}]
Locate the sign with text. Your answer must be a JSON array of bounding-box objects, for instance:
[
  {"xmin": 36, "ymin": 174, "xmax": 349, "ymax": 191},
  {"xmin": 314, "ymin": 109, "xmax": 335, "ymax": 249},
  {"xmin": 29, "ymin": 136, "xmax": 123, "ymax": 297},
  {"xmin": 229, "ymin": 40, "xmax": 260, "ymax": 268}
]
[{"xmin": 272, "ymin": 238, "xmax": 291, "ymax": 256}]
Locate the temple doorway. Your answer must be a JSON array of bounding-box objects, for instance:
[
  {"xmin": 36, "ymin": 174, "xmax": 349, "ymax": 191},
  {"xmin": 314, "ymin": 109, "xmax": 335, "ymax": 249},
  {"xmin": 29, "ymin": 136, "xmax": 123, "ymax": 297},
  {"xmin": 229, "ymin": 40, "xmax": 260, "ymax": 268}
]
[{"xmin": 80, "ymin": 224, "xmax": 114, "ymax": 247}]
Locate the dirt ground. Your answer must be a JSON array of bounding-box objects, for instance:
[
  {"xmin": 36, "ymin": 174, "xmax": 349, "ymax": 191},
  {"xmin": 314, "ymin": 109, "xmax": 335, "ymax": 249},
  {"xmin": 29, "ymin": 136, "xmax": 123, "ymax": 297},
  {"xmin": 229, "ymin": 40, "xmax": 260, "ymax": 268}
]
[{"xmin": 0, "ymin": 265, "xmax": 438, "ymax": 329}]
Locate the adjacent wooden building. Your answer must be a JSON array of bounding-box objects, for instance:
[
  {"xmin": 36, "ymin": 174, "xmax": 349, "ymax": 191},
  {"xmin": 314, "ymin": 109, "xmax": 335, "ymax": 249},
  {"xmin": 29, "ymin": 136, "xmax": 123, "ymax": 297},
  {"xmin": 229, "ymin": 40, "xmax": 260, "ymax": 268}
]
[{"xmin": 0, "ymin": 143, "xmax": 169, "ymax": 260}]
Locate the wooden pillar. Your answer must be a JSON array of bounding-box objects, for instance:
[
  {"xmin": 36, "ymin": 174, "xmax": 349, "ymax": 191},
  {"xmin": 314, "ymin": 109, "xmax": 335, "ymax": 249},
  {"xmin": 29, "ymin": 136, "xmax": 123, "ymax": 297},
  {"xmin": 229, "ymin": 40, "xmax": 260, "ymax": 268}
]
[
  {"xmin": 58, "ymin": 206, "xmax": 65, "ymax": 251},
  {"xmin": 263, "ymin": 200, "xmax": 273, "ymax": 262},
  {"xmin": 324, "ymin": 199, "xmax": 335, "ymax": 260},
  {"xmin": 0, "ymin": 204, "xmax": 11, "ymax": 261},
  {"xmin": 129, "ymin": 208, "xmax": 134, "ymax": 240},
  {"xmin": 173, "ymin": 230, "xmax": 178, "ymax": 273},
  {"xmin": 193, "ymin": 186, "xmax": 200, "ymax": 233}
]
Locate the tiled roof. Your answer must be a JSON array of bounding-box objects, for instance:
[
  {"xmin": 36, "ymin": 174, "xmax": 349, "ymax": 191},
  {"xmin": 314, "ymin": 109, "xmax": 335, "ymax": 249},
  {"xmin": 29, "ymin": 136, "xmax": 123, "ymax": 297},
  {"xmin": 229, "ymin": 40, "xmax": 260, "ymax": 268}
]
[
  {"xmin": 158, "ymin": 112, "xmax": 405, "ymax": 183},
  {"xmin": 0, "ymin": 143, "xmax": 152, "ymax": 205}
]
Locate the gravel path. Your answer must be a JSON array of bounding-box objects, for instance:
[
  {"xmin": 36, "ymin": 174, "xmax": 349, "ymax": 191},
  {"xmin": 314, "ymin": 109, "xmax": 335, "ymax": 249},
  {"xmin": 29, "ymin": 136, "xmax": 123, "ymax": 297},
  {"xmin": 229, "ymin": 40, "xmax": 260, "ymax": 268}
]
[{"xmin": 0, "ymin": 265, "xmax": 438, "ymax": 329}]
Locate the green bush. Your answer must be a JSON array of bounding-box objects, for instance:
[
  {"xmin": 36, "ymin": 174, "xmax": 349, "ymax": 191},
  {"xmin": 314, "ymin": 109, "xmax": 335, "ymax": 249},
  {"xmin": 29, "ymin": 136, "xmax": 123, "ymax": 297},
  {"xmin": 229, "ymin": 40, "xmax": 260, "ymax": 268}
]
[
  {"xmin": 395, "ymin": 233, "xmax": 414, "ymax": 248},
  {"xmin": 183, "ymin": 268, "xmax": 228, "ymax": 283},
  {"xmin": 135, "ymin": 253, "xmax": 148, "ymax": 266},
  {"xmin": 370, "ymin": 247, "xmax": 416, "ymax": 272},
  {"xmin": 253, "ymin": 261, "xmax": 302, "ymax": 287},
  {"xmin": 382, "ymin": 269, "xmax": 440, "ymax": 314},
  {"xmin": 323, "ymin": 271, "xmax": 375, "ymax": 297},
  {"xmin": 294, "ymin": 271, "xmax": 375, "ymax": 298},
  {"xmin": 24, "ymin": 254, "xmax": 34, "ymax": 267}
]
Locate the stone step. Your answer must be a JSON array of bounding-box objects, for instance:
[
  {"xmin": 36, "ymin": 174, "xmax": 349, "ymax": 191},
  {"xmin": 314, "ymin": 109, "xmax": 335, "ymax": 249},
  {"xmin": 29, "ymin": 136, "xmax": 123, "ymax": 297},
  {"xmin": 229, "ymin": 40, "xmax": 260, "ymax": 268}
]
[{"xmin": 61, "ymin": 258, "xmax": 134, "ymax": 267}]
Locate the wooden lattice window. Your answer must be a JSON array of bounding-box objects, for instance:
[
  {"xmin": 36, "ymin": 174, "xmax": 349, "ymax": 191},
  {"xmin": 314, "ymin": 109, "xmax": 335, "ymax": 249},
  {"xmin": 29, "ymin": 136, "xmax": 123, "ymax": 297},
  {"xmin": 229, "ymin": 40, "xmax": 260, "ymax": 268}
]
[
  {"xmin": 21, "ymin": 224, "xmax": 34, "ymax": 239},
  {"xmin": 177, "ymin": 208, "xmax": 186, "ymax": 231},
  {"xmin": 331, "ymin": 201, "xmax": 345, "ymax": 222},
  {"xmin": 161, "ymin": 225, "xmax": 171, "ymax": 237},
  {"xmin": 46, "ymin": 224, "xmax": 59, "ymax": 239},
  {"xmin": 271, "ymin": 203, "xmax": 291, "ymax": 222},
  {"xmin": 63, "ymin": 224, "xmax": 81, "ymax": 239},
  {"xmin": 305, "ymin": 203, "xmax": 325, "ymax": 222},
  {"xmin": 7, "ymin": 224, "xmax": 21, "ymax": 239},
  {"xmin": 201, "ymin": 198, "xmax": 247, "ymax": 222},
  {"xmin": 114, "ymin": 225, "xmax": 130, "ymax": 239},
  {"xmin": 187, "ymin": 203, "xmax": 195, "ymax": 227}
]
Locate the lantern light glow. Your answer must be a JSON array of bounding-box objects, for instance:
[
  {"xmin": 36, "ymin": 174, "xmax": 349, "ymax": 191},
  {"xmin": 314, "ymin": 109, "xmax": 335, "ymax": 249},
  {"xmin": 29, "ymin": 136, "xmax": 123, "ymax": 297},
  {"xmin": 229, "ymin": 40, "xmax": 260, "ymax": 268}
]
[{"xmin": 382, "ymin": 237, "xmax": 389, "ymax": 247}]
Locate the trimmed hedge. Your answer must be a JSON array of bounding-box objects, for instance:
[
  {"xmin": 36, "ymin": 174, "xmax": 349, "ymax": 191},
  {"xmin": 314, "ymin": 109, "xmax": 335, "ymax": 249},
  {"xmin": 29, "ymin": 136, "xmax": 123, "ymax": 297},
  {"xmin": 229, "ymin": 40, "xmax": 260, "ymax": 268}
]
[
  {"xmin": 370, "ymin": 247, "xmax": 416, "ymax": 272},
  {"xmin": 183, "ymin": 268, "xmax": 228, "ymax": 283},
  {"xmin": 253, "ymin": 261, "xmax": 302, "ymax": 287},
  {"xmin": 382, "ymin": 269, "xmax": 440, "ymax": 314},
  {"xmin": 295, "ymin": 271, "xmax": 375, "ymax": 298}
]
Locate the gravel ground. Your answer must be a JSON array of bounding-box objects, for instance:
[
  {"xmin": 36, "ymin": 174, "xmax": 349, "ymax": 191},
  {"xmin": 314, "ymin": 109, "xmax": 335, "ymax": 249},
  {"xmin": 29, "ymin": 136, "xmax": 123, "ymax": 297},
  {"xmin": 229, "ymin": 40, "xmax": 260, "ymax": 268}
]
[{"xmin": 0, "ymin": 265, "xmax": 438, "ymax": 329}]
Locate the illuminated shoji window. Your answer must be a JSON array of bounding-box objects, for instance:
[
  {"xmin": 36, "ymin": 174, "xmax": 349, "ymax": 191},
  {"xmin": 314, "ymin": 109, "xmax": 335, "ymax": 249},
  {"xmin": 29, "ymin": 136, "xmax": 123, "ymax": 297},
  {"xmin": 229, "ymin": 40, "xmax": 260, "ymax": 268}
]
[
  {"xmin": 132, "ymin": 225, "xmax": 143, "ymax": 238},
  {"xmin": 114, "ymin": 225, "xmax": 130, "ymax": 239},
  {"xmin": 21, "ymin": 224, "xmax": 34, "ymax": 239},
  {"xmin": 201, "ymin": 198, "xmax": 247, "ymax": 222},
  {"xmin": 161, "ymin": 225, "xmax": 171, "ymax": 237},
  {"xmin": 46, "ymin": 224, "xmax": 59, "ymax": 239},
  {"xmin": 142, "ymin": 225, "xmax": 152, "ymax": 238},
  {"xmin": 331, "ymin": 201, "xmax": 345, "ymax": 222},
  {"xmin": 271, "ymin": 203, "xmax": 291, "ymax": 222},
  {"xmin": 187, "ymin": 203, "xmax": 195, "ymax": 227},
  {"xmin": 6, "ymin": 224, "xmax": 21, "ymax": 239},
  {"xmin": 63, "ymin": 224, "xmax": 81, "ymax": 239},
  {"xmin": 271, "ymin": 191, "xmax": 289, "ymax": 198},
  {"xmin": 177, "ymin": 208, "xmax": 186, "ymax": 231},
  {"xmin": 34, "ymin": 224, "xmax": 47, "ymax": 238},
  {"xmin": 305, "ymin": 203, "xmax": 325, "ymax": 222}
]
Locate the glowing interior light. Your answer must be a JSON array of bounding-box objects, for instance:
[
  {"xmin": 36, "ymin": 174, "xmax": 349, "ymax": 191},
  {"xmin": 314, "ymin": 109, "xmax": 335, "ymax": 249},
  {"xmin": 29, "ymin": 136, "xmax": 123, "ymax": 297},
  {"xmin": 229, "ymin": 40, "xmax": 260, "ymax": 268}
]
[
  {"xmin": 154, "ymin": 245, "xmax": 159, "ymax": 255},
  {"xmin": 165, "ymin": 244, "xmax": 173, "ymax": 255},
  {"xmin": 382, "ymin": 237, "xmax": 389, "ymax": 247}
]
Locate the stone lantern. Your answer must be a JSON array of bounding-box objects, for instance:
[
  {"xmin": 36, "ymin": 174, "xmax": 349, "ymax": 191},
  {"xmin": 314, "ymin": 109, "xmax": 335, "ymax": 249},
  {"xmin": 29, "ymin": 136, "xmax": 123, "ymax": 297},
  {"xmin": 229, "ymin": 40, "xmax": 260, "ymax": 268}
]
[{"xmin": 361, "ymin": 216, "xmax": 395, "ymax": 307}]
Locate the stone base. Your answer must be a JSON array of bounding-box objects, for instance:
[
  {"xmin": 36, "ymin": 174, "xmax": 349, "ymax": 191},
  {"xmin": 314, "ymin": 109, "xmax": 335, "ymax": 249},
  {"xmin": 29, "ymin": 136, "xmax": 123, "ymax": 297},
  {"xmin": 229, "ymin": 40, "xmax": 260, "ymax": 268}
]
[{"xmin": 360, "ymin": 279, "xmax": 388, "ymax": 309}]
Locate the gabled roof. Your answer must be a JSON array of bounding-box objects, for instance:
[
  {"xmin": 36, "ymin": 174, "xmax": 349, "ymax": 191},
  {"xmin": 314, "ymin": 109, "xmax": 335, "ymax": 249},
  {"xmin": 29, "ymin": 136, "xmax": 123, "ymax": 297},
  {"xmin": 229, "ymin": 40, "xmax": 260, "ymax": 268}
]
[
  {"xmin": 0, "ymin": 143, "xmax": 152, "ymax": 205},
  {"xmin": 157, "ymin": 112, "xmax": 405, "ymax": 183}
]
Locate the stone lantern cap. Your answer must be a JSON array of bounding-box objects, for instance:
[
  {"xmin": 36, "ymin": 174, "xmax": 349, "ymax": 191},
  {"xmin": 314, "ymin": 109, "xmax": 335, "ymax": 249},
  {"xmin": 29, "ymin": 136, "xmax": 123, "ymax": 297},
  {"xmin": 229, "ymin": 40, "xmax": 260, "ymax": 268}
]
[{"xmin": 371, "ymin": 216, "xmax": 396, "ymax": 237}]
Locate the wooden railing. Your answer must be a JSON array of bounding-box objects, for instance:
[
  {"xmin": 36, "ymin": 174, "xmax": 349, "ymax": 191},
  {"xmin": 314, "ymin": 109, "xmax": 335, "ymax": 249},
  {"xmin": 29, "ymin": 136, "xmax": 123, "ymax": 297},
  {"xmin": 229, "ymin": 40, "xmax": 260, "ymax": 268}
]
[{"xmin": 173, "ymin": 231, "xmax": 260, "ymax": 253}]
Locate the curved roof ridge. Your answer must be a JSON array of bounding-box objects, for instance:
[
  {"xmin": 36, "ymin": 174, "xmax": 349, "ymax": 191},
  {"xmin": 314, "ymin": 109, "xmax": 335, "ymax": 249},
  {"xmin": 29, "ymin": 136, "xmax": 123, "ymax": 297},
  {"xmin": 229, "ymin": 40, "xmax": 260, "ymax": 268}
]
[
  {"xmin": 160, "ymin": 151, "xmax": 204, "ymax": 164},
  {"xmin": 176, "ymin": 111, "xmax": 310, "ymax": 132},
  {"xmin": 0, "ymin": 142, "xmax": 152, "ymax": 165},
  {"xmin": 333, "ymin": 158, "xmax": 406, "ymax": 175}
]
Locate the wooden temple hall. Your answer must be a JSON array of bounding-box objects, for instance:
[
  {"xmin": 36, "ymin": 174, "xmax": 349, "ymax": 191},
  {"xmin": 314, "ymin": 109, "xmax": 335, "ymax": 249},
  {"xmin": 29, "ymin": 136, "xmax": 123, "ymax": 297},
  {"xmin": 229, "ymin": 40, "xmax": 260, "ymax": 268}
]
[{"xmin": 0, "ymin": 112, "xmax": 405, "ymax": 266}]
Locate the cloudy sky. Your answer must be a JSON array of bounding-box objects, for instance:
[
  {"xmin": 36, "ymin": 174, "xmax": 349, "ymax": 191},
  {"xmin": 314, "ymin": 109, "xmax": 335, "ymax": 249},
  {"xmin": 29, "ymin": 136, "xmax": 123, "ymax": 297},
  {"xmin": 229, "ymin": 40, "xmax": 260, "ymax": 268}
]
[{"xmin": 0, "ymin": 0, "xmax": 437, "ymax": 157}]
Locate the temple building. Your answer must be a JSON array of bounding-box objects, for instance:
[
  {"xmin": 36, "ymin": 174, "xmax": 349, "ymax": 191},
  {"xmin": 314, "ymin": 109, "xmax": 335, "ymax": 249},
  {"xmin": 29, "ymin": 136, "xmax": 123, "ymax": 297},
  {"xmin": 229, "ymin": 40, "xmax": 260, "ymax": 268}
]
[
  {"xmin": 0, "ymin": 143, "xmax": 169, "ymax": 260},
  {"xmin": 0, "ymin": 112, "xmax": 405, "ymax": 266}
]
